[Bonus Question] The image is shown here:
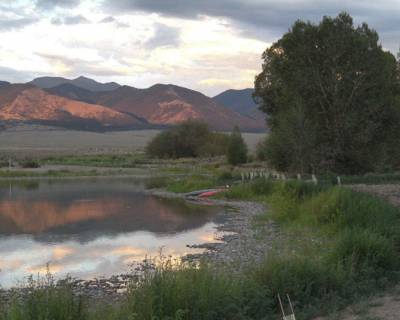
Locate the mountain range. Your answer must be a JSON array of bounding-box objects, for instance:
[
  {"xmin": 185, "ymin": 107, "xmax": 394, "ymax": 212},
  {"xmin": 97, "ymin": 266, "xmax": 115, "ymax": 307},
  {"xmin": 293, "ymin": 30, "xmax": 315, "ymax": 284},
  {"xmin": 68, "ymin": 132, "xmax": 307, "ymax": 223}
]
[{"xmin": 0, "ymin": 77, "xmax": 266, "ymax": 132}]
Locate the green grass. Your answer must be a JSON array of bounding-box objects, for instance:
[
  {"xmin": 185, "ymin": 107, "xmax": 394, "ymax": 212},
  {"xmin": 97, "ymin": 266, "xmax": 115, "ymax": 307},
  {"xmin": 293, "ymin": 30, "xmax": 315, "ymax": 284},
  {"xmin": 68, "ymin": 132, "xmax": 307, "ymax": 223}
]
[
  {"xmin": 165, "ymin": 175, "xmax": 217, "ymax": 193},
  {"xmin": 222, "ymin": 180, "xmax": 400, "ymax": 316},
  {"xmin": 0, "ymin": 169, "xmax": 104, "ymax": 178},
  {"xmin": 0, "ymin": 272, "xmax": 87, "ymax": 320},
  {"xmin": 145, "ymin": 170, "xmax": 238, "ymax": 193},
  {"xmin": 42, "ymin": 154, "xmax": 148, "ymax": 168},
  {"xmin": 0, "ymin": 262, "xmax": 274, "ymax": 320},
  {"xmin": 144, "ymin": 174, "xmax": 217, "ymax": 193}
]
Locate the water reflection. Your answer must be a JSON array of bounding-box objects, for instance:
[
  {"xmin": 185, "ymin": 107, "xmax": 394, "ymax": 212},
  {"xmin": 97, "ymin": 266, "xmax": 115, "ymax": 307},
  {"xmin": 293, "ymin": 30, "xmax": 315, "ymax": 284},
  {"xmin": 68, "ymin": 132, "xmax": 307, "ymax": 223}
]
[{"xmin": 0, "ymin": 179, "xmax": 223, "ymax": 287}]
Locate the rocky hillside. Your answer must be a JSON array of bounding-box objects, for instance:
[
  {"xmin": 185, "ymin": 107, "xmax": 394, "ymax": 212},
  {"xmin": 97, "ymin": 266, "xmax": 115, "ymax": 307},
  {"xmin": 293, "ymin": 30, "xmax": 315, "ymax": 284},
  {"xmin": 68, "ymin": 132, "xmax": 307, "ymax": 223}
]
[{"xmin": 0, "ymin": 84, "xmax": 145, "ymax": 129}]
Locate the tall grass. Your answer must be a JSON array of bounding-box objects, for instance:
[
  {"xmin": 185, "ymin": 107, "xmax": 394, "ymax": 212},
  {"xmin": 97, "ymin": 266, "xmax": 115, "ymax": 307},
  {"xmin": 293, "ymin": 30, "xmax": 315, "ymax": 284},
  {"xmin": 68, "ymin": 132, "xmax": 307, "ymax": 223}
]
[{"xmin": 0, "ymin": 272, "xmax": 87, "ymax": 320}]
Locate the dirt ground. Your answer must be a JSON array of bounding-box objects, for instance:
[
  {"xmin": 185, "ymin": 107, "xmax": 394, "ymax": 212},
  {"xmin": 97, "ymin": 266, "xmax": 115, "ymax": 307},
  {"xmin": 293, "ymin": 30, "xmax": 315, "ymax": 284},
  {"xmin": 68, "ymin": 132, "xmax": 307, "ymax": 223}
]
[
  {"xmin": 314, "ymin": 286, "xmax": 400, "ymax": 320},
  {"xmin": 315, "ymin": 184, "xmax": 400, "ymax": 320},
  {"xmin": 350, "ymin": 184, "xmax": 400, "ymax": 208}
]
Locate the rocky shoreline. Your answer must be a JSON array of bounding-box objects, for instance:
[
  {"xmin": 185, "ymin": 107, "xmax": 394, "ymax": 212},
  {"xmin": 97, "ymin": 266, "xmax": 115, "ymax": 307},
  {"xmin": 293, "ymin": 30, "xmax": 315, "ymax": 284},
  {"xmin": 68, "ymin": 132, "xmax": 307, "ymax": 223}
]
[
  {"xmin": 1, "ymin": 191, "xmax": 279, "ymax": 303},
  {"xmin": 184, "ymin": 199, "xmax": 280, "ymax": 269}
]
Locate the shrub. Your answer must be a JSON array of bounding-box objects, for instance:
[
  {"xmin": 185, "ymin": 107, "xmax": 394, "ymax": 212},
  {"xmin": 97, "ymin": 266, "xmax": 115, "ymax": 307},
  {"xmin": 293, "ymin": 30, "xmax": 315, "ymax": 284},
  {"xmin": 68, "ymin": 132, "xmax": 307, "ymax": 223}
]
[
  {"xmin": 144, "ymin": 176, "xmax": 171, "ymax": 189},
  {"xmin": 226, "ymin": 126, "xmax": 248, "ymax": 165},
  {"xmin": 19, "ymin": 159, "xmax": 40, "ymax": 169},
  {"xmin": 146, "ymin": 120, "xmax": 229, "ymax": 159}
]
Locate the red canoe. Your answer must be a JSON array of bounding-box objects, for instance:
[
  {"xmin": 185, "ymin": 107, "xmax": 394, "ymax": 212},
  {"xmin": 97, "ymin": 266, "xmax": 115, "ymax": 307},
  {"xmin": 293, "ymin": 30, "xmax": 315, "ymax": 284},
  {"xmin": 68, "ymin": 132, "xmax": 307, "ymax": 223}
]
[{"xmin": 198, "ymin": 189, "xmax": 225, "ymax": 198}]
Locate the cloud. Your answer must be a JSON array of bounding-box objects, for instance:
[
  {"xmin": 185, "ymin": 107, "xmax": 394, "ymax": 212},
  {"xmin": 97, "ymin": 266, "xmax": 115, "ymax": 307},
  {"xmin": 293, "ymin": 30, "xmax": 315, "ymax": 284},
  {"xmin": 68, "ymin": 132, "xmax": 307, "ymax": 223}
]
[
  {"xmin": 145, "ymin": 23, "xmax": 180, "ymax": 49},
  {"xmin": 99, "ymin": 16, "xmax": 116, "ymax": 23},
  {"xmin": 0, "ymin": 17, "xmax": 38, "ymax": 31},
  {"xmin": 103, "ymin": 0, "xmax": 400, "ymax": 28},
  {"xmin": 35, "ymin": 52, "xmax": 128, "ymax": 76},
  {"xmin": 51, "ymin": 14, "xmax": 90, "ymax": 25},
  {"xmin": 35, "ymin": 0, "xmax": 81, "ymax": 10},
  {"xmin": 103, "ymin": 0, "xmax": 400, "ymax": 51},
  {"xmin": 98, "ymin": 15, "xmax": 130, "ymax": 28},
  {"xmin": 116, "ymin": 21, "xmax": 130, "ymax": 28}
]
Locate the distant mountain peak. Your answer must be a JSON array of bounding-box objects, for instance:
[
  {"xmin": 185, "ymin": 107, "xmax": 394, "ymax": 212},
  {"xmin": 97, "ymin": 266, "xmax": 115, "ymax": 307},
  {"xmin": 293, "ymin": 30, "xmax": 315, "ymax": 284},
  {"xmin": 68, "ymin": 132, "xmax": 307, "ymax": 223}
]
[
  {"xmin": 213, "ymin": 88, "xmax": 266, "ymax": 125},
  {"xmin": 0, "ymin": 80, "xmax": 10, "ymax": 87},
  {"xmin": 31, "ymin": 76, "xmax": 121, "ymax": 92}
]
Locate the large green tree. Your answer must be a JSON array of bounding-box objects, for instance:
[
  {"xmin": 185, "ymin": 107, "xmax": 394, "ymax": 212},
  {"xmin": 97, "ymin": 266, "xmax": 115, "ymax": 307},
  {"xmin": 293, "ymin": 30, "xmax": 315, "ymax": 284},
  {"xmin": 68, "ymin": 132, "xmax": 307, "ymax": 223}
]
[{"xmin": 254, "ymin": 12, "xmax": 400, "ymax": 174}]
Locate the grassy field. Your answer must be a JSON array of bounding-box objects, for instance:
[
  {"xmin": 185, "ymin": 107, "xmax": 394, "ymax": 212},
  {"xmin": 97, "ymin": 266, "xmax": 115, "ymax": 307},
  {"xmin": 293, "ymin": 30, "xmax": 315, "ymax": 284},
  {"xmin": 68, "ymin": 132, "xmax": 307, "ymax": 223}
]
[
  {"xmin": 41, "ymin": 153, "xmax": 148, "ymax": 167},
  {"xmin": 0, "ymin": 125, "xmax": 265, "ymax": 157}
]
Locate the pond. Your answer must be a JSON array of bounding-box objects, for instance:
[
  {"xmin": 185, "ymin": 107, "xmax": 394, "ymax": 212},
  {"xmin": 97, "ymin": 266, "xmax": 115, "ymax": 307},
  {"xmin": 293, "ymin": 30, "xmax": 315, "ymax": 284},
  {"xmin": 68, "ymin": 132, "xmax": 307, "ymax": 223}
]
[{"xmin": 0, "ymin": 178, "xmax": 224, "ymax": 288}]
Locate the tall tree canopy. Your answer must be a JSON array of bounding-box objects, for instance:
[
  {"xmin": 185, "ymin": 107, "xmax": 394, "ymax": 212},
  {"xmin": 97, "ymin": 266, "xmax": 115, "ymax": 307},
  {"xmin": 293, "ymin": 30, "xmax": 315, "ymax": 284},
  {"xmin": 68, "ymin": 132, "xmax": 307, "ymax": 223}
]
[{"xmin": 254, "ymin": 12, "xmax": 400, "ymax": 174}]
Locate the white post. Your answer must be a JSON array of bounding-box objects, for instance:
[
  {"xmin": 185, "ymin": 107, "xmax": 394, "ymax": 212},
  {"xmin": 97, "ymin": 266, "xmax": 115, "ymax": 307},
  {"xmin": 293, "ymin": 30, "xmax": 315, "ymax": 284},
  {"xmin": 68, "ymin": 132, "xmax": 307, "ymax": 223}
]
[
  {"xmin": 312, "ymin": 174, "xmax": 318, "ymax": 185},
  {"xmin": 337, "ymin": 176, "xmax": 341, "ymax": 186},
  {"xmin": 297, "ymin": 174, "xmax": 301, "ymax": 180}
]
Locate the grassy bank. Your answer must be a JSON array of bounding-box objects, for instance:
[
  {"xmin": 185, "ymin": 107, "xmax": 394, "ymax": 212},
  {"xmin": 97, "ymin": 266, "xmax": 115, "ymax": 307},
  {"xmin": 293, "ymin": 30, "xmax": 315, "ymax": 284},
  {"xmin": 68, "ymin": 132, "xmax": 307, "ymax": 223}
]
[
  {"xmin": 221, "ymin": 180, "xmax": 400, "ymax": 315},
  {"xmin": 145, "ymin": 170, "xmax": 237, "ymax": 193},
  {"xmin": 41, "ymin": 154, "xmax": 148, "ymax": 168},
  {"xmin": 0, "ymin": 169, "xmax": 117, "ymax": 178},
  {"xmin": 1, "ymin": 179, "xmax": 400, "ymax": 319}
]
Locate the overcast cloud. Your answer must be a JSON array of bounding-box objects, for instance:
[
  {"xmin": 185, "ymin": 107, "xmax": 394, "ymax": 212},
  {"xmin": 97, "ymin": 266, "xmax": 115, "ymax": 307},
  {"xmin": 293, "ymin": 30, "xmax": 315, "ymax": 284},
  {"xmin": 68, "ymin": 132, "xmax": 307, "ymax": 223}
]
[
  {"xmin": 0, "ymin": 0, "xmax": 399, "ymax": 95},
  {"xmin": 35, "ymin": 0, "xmax": 81, "ymax": 10},
  {"xmin": 51, "ymin": 14, "xmax": 90, "ymax": 25},
  {"xmin": 145, "ymin": 23, "xmax": 181, "ymax": 49},
  {"xmin": 0, "ymin": 17, "xmax": 38, "ymax": 31},
  {"xmin": 104, "ymin": 0, "xmax": 400, "ymax": 50}
]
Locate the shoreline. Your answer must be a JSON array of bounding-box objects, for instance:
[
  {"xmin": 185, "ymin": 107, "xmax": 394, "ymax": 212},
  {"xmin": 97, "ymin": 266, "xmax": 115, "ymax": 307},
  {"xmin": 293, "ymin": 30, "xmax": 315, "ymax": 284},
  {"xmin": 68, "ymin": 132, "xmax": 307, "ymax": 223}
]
[{"xmin": 0, "ymin": 189, "xmax": 279, "ymax": 303}]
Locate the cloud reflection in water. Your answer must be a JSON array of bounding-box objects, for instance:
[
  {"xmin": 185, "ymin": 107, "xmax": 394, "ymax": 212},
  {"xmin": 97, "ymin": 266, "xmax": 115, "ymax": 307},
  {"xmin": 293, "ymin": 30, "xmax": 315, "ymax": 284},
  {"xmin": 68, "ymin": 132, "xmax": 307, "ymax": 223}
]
[{"xmin": 0, "ymin": 179, "xmax": 224, "ymax": 287}]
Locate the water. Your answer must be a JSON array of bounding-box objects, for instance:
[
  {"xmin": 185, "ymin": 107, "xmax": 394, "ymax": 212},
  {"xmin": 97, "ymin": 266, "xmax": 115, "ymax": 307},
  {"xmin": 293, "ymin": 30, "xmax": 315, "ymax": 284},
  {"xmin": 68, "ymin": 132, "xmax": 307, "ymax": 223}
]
[{"xmin": 0, "ymin": 178, "xmax": 224, "ymax": 288}]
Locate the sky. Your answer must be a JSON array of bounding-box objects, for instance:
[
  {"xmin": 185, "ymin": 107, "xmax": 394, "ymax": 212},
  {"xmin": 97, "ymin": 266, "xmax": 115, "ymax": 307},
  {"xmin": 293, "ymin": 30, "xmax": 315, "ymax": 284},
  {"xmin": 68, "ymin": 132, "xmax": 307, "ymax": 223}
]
[{"xmin": 0, "ymin": 0, "xmax": 399, "ymax": 96}]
